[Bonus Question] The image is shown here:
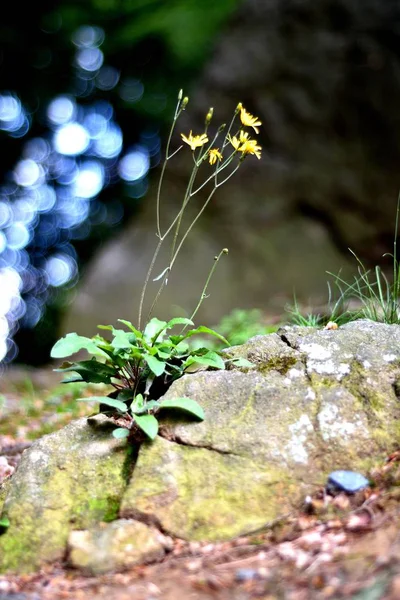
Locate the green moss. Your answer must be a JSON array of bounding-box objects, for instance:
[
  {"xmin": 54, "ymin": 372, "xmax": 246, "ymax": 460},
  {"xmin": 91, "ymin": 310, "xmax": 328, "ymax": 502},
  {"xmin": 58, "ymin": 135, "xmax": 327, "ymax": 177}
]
[
  {"xmin": 0, "ymin": 417, "xmax": 132, "ymax": 574},
  {"xmin": 258, "ymin": 355, "xmax": 298, "ymax": 375},
  {"xmin": 121, "ymin": 437, "xmax": 298, "ymax": 541}
]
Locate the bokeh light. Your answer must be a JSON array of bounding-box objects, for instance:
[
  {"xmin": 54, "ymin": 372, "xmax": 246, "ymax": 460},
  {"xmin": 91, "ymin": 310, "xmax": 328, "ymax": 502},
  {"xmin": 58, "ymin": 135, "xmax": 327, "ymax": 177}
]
[{"xmin": 0, "ymin": 24, "xmax": 157, "ymax": 363}]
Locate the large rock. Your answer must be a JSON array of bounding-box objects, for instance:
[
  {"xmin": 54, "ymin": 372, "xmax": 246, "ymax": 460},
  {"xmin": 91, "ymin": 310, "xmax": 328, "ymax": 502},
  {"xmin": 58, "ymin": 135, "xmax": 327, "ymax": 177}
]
[
  {"xmin": 0, "ymin": 415, "xmax": 131, "ymax": 573},
  {"xmin": 119, "ymin": 321, "xmax": 400, "ymax": 540},
  {"xmin": 64, "ymin": 0, "xmax": 400, "ymax": 334},
  {"xmin": 1, "ymin": 320, "xmax": 400, "ymax": 572}
]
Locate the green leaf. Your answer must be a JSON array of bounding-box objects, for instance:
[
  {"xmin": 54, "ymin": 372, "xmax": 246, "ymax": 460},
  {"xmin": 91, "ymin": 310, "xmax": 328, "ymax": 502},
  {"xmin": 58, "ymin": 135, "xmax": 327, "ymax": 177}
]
[
  {"xmin": 131, "ymin": 399, "xmax": 161, "ymax": 415},
  {"xmin": 159, "ymin": 397, "xmax": 204, "ymax": 420},
  {"xmin": 51, "ymin": 333, "xmax": 109, "ymax": 359},
  {"xmin": 77, "ymin": 396, "xmax": 128, "ymax": 412},
  {"xmin": 117, "ymin": 320, "xmax": 143, "ymax": 339},
  {"xmin": 184, "ymin": 351, "xmax": 225, "ymax": 370},
  {"xmin": 181, "ymin": 326, "xmax": 230, "ymax": 346},
  {"xmin": 144, "ymin": 354, "xmax": 165, "ymax": 377},
  {"xmin": 169, "ymin": 335, "xmax": 184, "ymax": 345},
  {"xmin": 144, "ymin": 318, "xmax": 167, "ymax": 343},
  {"xmin": 112, "ymin": 427, "xmax": 130, "ymax": 439},
  {"xmin": 134, "ymin": 414, "xmax": 159, "ymax": 439},
  {"xmin": 0, "ymin": 517, "xmax": 10, "ymax": 529},
  {"xmin": 166, "ymin": 317, "xmax": 194, "ymax": 328},
  {"xmin": 55, "ymin": 360, "xmax": 116, "ymax": 384},
  {"xmin": 228, "ymin": 357, "xmax": 254, "ymax": 368},
  {"xmin": 111, "ymin": 329, "xmax": 137, "ymax": 350}
]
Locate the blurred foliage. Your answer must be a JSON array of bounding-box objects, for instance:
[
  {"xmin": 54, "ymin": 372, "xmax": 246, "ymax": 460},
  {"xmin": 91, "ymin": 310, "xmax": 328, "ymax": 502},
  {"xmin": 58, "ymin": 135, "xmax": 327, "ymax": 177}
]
[
  {"xmin": 0, "ymin": 0, "xmax": 239, "ymax": 365},
  {"xmin": 214, "ymin": 308, "xmax": 278, "ymax": 347}
]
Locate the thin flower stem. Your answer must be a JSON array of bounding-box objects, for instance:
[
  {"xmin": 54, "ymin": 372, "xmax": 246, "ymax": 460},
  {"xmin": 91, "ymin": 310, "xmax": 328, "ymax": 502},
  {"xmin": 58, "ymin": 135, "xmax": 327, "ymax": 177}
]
[
  {"xmin": 169, "ymin": 163, "xmax": 199, "ymax": 263},
  {"xmin": 191, "ymin": 152, "xmax": 236, "ymax": 196},
  {"xmin": 138, "ymin": 238, "xmax": 162, "ymax": 329},
  {"xmin": 169, "ymin": 163, "xmax": 240, "ymax": 272},
  {"xmin": 156, "ymin": 108, "xmax": 182, "ymax": 239},
  {"xmin": 187, "ymin": 248, "xmax": 228, "ymax": 326}
]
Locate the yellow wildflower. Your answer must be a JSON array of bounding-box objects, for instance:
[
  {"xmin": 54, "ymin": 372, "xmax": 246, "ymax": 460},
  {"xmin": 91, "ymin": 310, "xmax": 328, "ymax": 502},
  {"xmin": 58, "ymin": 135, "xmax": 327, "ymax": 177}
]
[
  {"xmin": 240, "ymin": 138, "xmax": 262, "ymax": 159},
  {"xmin": 240, "ymin": 107, "xmax": 262, "ymax": 134},
  {"xmin": 181, "ymin": 131, "xmax": 208, "ymax": 151},
  {"xmin": 208, "ymin": 148, "xmax": 223, "ymax": 165},
  {"xmin": 228, "ymin": 131, "xmax": 261, "ymax": 159}
]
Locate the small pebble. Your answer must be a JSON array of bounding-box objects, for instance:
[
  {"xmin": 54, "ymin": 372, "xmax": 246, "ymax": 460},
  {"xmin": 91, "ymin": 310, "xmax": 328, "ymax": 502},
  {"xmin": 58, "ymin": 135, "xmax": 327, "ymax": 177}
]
[
  {"xmin": 326, "ymin": 470, "xmax": 369, "ymax": 494},
  {"xmin": 235, "ymin": 568, "xmax": 259, "ymax": 582}
]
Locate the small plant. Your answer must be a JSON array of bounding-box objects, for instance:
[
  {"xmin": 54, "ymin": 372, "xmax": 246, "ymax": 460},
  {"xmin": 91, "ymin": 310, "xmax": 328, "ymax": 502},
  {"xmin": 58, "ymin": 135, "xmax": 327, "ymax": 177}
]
[
  {"xmin": 51, "ymin": 91, "xmax": 261, "ymax": 441},
  {"xmin": 288, "ymin": 194, "xmax": 400, "ymax": 327},
  {"xmin": 327, "ymin": 196, "xmax": 400, "ymax": 324}
]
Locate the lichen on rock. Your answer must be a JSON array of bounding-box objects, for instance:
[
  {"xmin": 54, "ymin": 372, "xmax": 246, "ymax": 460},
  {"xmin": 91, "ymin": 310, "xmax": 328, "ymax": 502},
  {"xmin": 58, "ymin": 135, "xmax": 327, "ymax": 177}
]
[
  {"xmin": 1, "ymin": 320, "xmax": 400, "ymax": 573},
  {"xmin": 0, "ymin": 415, "xmax": 132, "ymax": 573}
]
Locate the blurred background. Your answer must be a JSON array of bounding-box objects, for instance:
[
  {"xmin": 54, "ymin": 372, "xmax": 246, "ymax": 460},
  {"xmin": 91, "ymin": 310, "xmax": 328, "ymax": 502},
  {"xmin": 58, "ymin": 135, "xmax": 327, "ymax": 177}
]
[{"xmin": 1, "ymin": 0, "xmax": 400, "ymax": 367}]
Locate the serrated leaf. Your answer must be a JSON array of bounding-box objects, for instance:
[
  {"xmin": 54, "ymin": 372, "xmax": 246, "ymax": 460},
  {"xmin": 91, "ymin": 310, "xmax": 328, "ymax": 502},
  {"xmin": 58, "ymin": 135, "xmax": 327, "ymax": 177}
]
[
  {"xmin": 181, "ymin": 326, "xmax": 230, "ymax": 346},
  {"xmin": 144, "ymin": 354, "xmax": 165, "ymax": 377},
  {"xmin": 112, "ymin": 427, "xmax": 130, "ymax": 439},
  {"xmin": 51, "ymin": 333, "xmax": 109, "ymax": 359},
  {"xmin": 134, "ymin": 414, "xmax": 159, "ymax": 439},
  {"xmin": 77, "ymin": 396, "xmax": 128, "ymax": 412},
  {"xmin": 159, "ymin": 397, "xmax": 204, "ymax": 420}
]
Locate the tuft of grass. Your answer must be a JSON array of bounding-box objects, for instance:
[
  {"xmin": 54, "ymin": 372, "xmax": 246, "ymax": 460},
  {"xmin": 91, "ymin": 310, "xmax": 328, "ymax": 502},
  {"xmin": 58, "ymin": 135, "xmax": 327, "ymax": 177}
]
[{"xmin": 327, "ymin": 192, "xmax": 400, "ymax": 325}]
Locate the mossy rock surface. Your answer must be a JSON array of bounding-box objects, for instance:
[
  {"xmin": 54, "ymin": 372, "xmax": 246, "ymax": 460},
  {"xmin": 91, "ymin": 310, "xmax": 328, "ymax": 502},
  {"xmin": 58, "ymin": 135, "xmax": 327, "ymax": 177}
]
[
  {"xmin": 122, "ymin": 321, "xmax": 400, "ymax": 540},
  {"xmin": 1, "ymin": 320, "xmax": 400, "ymax": 572},
  {"xmin": 0, "ymin": 415, "xmax": 131, "ymax": 573}
]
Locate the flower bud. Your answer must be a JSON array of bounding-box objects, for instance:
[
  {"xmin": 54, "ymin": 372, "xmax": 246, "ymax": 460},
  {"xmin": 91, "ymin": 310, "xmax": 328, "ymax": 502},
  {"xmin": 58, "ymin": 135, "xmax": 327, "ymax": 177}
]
[
  {"xmin": 181, "ymin": 96, "xmax": 189, "ymax": 110},
  {"xmin": 222, "ymin": 248, "xmax": 229, "ymax": 254},
  {"xmin": 178, "ymin": 89, "xmax": 183, "ymax": 101},
  {"xmin": 205, "ymin": 107, "xmax": 214, "ymax": 125},
  {"xmin": 235, "ymin": 102, "xmax": 243, "ymax": 114},
  {"xmin": 218, "ymin": 123, "xmax": 226, "ymax": 133}
]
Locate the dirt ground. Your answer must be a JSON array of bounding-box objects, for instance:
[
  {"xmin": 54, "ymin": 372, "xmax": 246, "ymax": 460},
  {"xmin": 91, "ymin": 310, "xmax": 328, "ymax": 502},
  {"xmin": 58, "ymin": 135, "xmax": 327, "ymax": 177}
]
[{"xmin": 2, "ymin": 367, "xmax": 400, "ymax": 599}]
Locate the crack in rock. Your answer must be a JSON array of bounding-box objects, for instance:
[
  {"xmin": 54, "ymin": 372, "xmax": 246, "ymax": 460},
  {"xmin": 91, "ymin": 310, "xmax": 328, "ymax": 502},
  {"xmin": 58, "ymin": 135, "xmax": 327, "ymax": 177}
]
[{"xmin": 158, "ymin": 428, "xmax": 242, "ymax": 457}]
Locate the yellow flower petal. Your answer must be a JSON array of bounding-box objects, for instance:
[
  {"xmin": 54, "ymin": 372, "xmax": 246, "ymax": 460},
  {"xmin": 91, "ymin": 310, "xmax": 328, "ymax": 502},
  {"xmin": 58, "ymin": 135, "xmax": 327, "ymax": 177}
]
[
  {"xmin": 209, "ymin": 148, "xmax": 223, "ymax": 165},
  {"xmin": 240, "ymin": 107, "xmax": 262, "ymax": 134},
  {"xmin": 239, "ymin": 139, "xmax": 262, "ymax": 159},
  {"xmin": 181, "ymin": 131, "xmax": 209, "ymax": 151},
  {"xmin": 227, "ymin": 134, "xmax": 241, "ymax": 151}
]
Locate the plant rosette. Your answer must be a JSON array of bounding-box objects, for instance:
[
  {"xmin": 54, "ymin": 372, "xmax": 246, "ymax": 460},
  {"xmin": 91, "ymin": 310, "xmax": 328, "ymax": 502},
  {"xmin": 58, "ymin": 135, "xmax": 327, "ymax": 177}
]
[{"xmin": 51, "ymin": 317, "xmax": 251, "ymax": 441}]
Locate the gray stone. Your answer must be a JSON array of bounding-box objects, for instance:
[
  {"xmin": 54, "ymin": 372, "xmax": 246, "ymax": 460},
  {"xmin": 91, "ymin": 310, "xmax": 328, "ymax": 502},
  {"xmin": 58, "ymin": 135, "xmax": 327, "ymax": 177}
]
[
  {"xmin": 68, "ymin": 519, "xmax": 166, "ymax": 575},
  {"xmin": 1, "ymin": 321, "xmax": 400, "ymax": 570},
  {"xmin": 0, "ymin": 415, "xmax": 132, "ymax": 573}
]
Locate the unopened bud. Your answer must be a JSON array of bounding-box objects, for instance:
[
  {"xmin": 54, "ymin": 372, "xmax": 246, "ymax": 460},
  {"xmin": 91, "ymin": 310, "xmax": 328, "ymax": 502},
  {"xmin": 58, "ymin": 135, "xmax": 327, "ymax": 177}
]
[
  {"xmin": 214, "ymin": 256, "xmax": 218, "ymax": 261},
  {"xmin": 236, "ymin": 102, "xmax": 243, "ymax": 114},
  {"xmin": 218, "ymin": 123, "xmax": 226, "ymax": 133},
  {"xmin": 222, "ymin": 248, "xmax": 229, "ymax": 254},
  {"xmin": 181, "ymin": 96, "xmax": 189, "ymax": 110},
  {"xmin": 205, "ymin": 107, "xmax": 214, "ymax": 125},
  {"xmin": 178, "ymin": 89, "xmax": 183, "ymax": 101}
]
